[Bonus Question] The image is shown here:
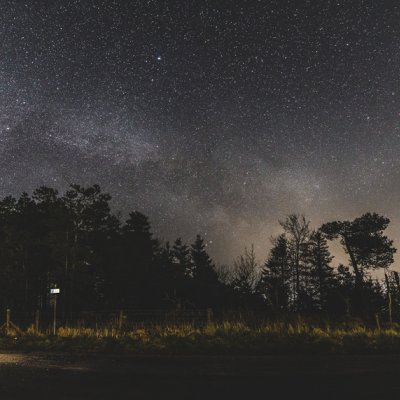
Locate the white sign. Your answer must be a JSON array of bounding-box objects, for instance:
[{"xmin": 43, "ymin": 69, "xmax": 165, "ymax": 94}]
[{"xmin": 50, "ymin": 288, "xmax": 60, "ymax": 294}]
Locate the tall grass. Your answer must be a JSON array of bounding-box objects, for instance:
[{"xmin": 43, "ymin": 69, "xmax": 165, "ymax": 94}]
[{"xmin": 2, "ymin": 319, "xmax": 400, "ymax": 354}]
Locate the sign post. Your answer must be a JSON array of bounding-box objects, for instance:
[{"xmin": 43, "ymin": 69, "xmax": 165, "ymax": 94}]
[{"xmin": 50, "ymin": 288, "xmax": 60, "ymax": 335}]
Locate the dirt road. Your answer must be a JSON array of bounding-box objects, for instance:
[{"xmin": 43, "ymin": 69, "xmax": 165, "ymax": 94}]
[{"xmin": 0, "ymin": 352, "xmax": 399, "ymax": 399}]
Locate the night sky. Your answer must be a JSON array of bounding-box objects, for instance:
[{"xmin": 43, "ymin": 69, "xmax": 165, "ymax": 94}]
[{"xmin": 1, "ymin": 1, "xmax": 400, "ymax": 265}]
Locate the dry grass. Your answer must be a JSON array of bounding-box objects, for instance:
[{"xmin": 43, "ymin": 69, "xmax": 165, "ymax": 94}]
[{"xmin": 2, "ymin": 320, "xmax": 400, "ymax": 354}]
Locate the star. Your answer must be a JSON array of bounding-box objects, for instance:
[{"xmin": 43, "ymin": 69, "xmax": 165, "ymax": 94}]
[{"xmin": 0, "ymin": 0, "xmax": 397, "ymax": 267}]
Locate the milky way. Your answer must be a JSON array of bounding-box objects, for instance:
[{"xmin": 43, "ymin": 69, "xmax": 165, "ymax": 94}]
[{"xmin": 1, "ymin": 1, "xmax": 400, "ymax": 265}]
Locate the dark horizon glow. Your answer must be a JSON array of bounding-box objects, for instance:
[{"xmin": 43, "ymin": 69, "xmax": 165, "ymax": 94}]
[{"xmin": 1, "ymin": 1, "xmax": 399, "ymax": 266}]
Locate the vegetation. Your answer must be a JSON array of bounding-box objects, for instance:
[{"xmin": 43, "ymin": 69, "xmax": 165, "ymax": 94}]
[
  {"xmin": 3, "ymin": 320, "xmax": 400, "ymax": 355},
  {"xmin": 0, "ymin": 183, "xmax": 398, "ymax": 326}
]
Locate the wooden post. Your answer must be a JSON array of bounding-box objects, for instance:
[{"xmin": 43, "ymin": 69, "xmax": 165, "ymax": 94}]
[
  {"xmin": 35, "ymin": 310, "xmax": 40, "ymax": 333},
  {"xmin": 53, "ymin": 294, "xmax": 57, "ymax": 335},
  {"xmin": 118, "ymin": 310, "xmax": 124, "ymax": 331},
  {"xmin": 6, "ymin": 309, "xmax": 10, "ymax": 334},
  {"xmin": 207, "ymin": 308, "xmax": 213, "ymax": 324},
  {"xmin": 0, "ymin": 309, "xmax": 22, "ymax": 336},
  {"xmin": 375, "ymin": 313, "xmax": 381, "ymax": 333},
  {"xmin": 345, "ymin": 298, "xmax": 351, "ymax": 318}
]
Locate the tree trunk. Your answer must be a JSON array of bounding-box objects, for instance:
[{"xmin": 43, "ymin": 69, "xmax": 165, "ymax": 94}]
[
  {"xmin": 385, "ymin": 271, "xmax": 393, "ymax": 326},
  {"xmin": 343, "ymin": 235, "xmax": 362, "ymax": 288}
]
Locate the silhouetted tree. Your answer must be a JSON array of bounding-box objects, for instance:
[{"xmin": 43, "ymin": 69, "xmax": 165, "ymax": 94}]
[
  {"xmin": 321, "ymin": 213, "xmax": 396, "ymax": 288},
  {"xmin": 116, "ymin": 211, "xmax": 160, "ymax": 308},
  {"xmin": 157, "ymin": 239, "xmax": 191, "ymax": 309},
  {"xmin": 190, "ymin": 235, "xmax": 221, "ymax": 308},
  {"xmin": 172, "ymin": 238, "xmax": 193, "ymax": 278},
  {"xmin": 62, "ymin": 184, "xmax": 118, "ymax": 313},
  {"xmin": 280, "ymin": 214, "xmax": 311, "ymax": 310},
  {"xmin": 257, "ymin": 235, "xmax": 291, "ymax": 311},
  {"xmin": 0, "ymin": 184, "xmax": 394, "ymax": 322},
  {"xmin": 230, "ymin": 245, "xmax": 261, "ymax": 307},
  {"xmin": 232, "ymin": 245, "xmax": 259, "ymax": 295},
  {"xmin": 306, "ymin": 230, "xmax": 335, "ymax": 311}
]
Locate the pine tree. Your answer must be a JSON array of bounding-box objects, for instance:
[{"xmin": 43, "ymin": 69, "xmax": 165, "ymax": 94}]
[
  {"xmin": 161, "ymin": 238, "xmax": 192, "ymax": 308},
  {"xmin": 172, "ymin": 237, "xmax": 193, "ymax": 277},
  {"xmin": 307, "ymin": 230, "xmax": 335, "ymax": 310},
  {"xmin": 321, "ymin": 213, "xmax": 396, "ymax": 288},
  {"xmin": 190, "ymin": 235, "xmax": 220, "ymax": 307},
  {"xmin": 280, "ymin": 214, "xmax": 311, "ymax": 310},
  {"xmin": 258, "ymin": 235, "xmax": 291, "ymax": 311}
]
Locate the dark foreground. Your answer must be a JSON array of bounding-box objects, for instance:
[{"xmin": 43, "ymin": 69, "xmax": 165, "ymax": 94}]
[{"xmin": 0, "ymin": 352, "xmax": 400, "ymax": 399}]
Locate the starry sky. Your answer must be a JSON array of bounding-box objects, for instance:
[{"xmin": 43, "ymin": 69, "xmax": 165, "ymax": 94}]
[{"xmin": 1, "ymin": 0, "xmax": 400, "ymax": 266}]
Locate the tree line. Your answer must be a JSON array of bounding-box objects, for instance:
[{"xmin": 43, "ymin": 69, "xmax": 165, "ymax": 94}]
[{"xmin": 0, "ymin": 184, "xmax": 398, "ymax": 321}]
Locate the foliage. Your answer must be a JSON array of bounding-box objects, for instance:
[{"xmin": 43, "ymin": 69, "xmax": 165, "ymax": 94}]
[
  {"xmin": 4, "ymin": 320, "xmax": 400, "ymax": 355},
  {"xmin": 0, "ymin": 186, "xmax": 397, "ymax": 322}
]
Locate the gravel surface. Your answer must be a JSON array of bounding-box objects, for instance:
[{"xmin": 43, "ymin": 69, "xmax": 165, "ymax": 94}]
[{"xmin": 0, "ymin": 353, "xmax": 399, "ymax": 399}]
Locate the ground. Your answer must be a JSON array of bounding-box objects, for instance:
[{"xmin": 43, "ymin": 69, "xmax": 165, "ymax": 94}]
[{"xmin": 0, "ymin": 352, "xmax": 399, "ymax": 399}]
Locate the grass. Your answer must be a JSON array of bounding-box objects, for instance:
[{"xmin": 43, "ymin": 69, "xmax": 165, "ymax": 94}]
[{"xmin": 2, "ymin": 320, "xmax": 400, "ymax": 355}]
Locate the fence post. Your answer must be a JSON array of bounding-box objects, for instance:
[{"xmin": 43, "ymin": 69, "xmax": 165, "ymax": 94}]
[
  {"xmin": 6, "ymin": 309, "xmax": 10, "ymax": 333},
  {"xmin": 375, "ymin": 313, "xmax": 381, "ymax": 333},
  {"xmin": 118, "ymin": 310, "xmax": 124, "ymax": 331},
  {"xmin": 35, "ymin": 309, "xmax": 40, "ymax": 333},
  {"xmin": 0, "ymin": 308, "xmax": 22, "ymax": 336},
  {"xmin": 207, "ymin": 308, "xmax": 213, "ymax": 324}
]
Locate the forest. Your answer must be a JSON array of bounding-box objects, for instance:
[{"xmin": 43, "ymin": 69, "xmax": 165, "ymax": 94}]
[{"xmin": 0, "ymin": 184, "xmax": 398, "ymax": 323}]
